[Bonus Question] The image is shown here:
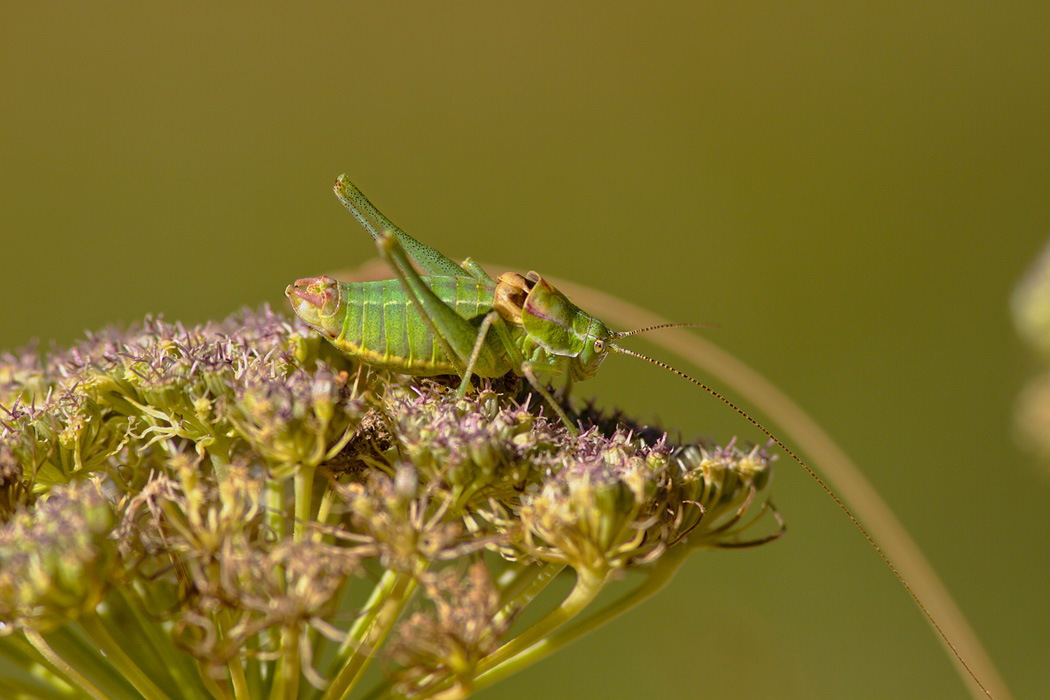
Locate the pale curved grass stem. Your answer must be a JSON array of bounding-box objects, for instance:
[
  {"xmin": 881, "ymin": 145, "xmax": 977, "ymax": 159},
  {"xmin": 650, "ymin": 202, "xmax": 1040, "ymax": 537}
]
[{"xmin": 333, "ymin": 258, "xmax": 1010, "ymax": 700}]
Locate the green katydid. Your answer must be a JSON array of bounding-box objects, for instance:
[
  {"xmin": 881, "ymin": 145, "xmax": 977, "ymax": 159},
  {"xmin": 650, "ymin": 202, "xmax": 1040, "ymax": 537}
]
[
  {"xmin": 285, "ymin": 175, "xmax": 997, "ymax": 699},
  {"xmin": 286, "ymin": 174, "xmax": 706, "ymax": 432}
]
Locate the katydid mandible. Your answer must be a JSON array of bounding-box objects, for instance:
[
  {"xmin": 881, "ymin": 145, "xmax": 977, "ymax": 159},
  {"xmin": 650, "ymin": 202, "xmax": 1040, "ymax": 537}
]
[{"xmin": 285, "ymin": 175, "xmax": 996, "ymax": 699}]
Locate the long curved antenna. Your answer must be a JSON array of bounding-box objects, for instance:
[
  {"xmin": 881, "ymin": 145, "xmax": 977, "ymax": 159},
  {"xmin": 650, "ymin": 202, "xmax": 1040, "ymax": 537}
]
[
  {"xmin": 605, "ymin": 340, "xmax": 996, "ymax": 700},
  {"xmin": 542, "ymin": 270, "xmax": 1009, "ymax": 700},
  {"xmin": 333, "ymin": 259, "xmax": 1010, "ymax": 700},
  {"xmin": 610, "ymin": 321, "xmax": 718, "ymax": 338}
]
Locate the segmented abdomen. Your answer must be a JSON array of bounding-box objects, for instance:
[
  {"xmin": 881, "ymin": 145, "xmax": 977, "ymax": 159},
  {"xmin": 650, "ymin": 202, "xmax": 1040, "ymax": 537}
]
[{"xmin": 333, "ymin": 276, "xmax": 498, "ymax": 375}]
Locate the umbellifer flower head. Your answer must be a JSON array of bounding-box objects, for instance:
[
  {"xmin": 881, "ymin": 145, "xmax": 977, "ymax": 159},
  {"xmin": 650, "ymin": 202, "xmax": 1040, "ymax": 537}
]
[{"xmin": 0, "ymin": 307, "xmax": 780, "ymax": 699}]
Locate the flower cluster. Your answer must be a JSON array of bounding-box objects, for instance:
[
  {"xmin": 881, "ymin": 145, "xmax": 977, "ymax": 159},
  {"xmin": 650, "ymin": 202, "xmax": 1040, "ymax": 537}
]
[{"xmin": 0, "ymin": 307, "xmax": 779, "ymax": 699}]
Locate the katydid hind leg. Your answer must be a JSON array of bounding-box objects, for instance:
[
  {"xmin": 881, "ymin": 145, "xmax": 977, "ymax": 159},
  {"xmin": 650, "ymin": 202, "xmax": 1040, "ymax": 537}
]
[
  {"xmin": 459, "ymin": 311, "xmax": 504, "ymax": 398},
  {"xmin": 374, "ymin": 231, "xmax": 498, "ymax": 394},
  {"xmin": 334, "ymin": 175, "xmax": 470, "ymax": 278},
  {"xmin": 462, "ymin": 258, "xmax": 496, "ymax": 284}
]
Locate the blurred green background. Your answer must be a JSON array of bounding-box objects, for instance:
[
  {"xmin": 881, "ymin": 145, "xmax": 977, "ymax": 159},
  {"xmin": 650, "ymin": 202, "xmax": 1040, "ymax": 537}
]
[{"xmin": 2, "ymin": 3, "xmax": 1047, "ymax": 698}]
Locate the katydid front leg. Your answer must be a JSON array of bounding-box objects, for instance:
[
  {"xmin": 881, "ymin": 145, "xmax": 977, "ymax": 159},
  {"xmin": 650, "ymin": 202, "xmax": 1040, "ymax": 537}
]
[{"xmin": 485, "ymin": 310, "xmax": 578, "ymax": 432}]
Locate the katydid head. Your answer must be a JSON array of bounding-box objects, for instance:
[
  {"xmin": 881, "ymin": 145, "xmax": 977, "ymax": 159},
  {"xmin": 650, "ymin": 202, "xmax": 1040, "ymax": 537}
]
[
  {"xmin": 507, "ymin": 272, "xmax": 615, "ymax": 380},
  {"xmin": 285, "ymin": 275, "xmax": 346, "ymax": 341},
  {"xmin": 504, "ymin": 271, "xmax": 714, "ymax": 382}
]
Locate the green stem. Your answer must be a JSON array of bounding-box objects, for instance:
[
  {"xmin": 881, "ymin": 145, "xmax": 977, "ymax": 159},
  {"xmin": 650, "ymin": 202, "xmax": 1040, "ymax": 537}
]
[
  {"xmin": 414, "ymin": 566, "xmax": 606, "ymax": 700},
  {"xmin": 304, "ymin": 482, "xmax": 342, "ymax": 673},
  {"xmin": 268, "ymin": 625, "xmax": 301, "ymax": 700},
  {"xmin": 314, "ymin": 481, "xmax": 339, "ymax": 536},
  {"xmin": 476, "ymin": 546, "xmax": 691, "ymax": 690},
  {"xmin": 267, "ymin": 478, "xmax": 287, "ymax": 545},
  {"xmin": 486, "ymin": 568, "xmax": 605, "ymax": 670},
  {"xmin": 198, "ymin": 665, "xmax": 234, "ymax": 700},
  {"xmin": 493, "ymin": 562, "xmax": 565, "ymax": 628},
  {"xmin": 78, "ymin": 613, "xmax": 176, "ymax": 700},
  {"xmin": 111, "ymin": 588, "xmax": 206, "ymax": 697},
  {"xmin": 228, "ymin": 648, "xmax": 252, "ymax": 700},
  {"xmin": 0, "ymin": 674, "xmax": 76, "ymax": 700},
  {"xmin": 37, "ymin": 627, "xmax": 142, "ymax": 700},
  {"xmin": 293, "ymin": 462, "xmax": 316, "ymax": 541},
  {"xmin": 265, "ymin": 475, "xmax": 288, "ymax": 677},
  {"xmin": 215, "ymin": 609, "xmax": 251, "ymax": 700},
  {"xmin": 322, "ymin": 571, "xmax": 418, "ymax": 700},
  {"xmin": 419, "ymin": 565, "xmax": 604, "ymax": 700},
  {"xmin": 23, "ymin": 629, "xmax": 109, "ymax": 700}
]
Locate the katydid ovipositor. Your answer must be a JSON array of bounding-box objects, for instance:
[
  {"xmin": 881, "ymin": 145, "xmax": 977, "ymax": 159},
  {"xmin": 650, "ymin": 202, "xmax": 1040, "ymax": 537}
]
[{"xmin": 285, "ymin": 175, "xmax": 997, "ymax": 699}]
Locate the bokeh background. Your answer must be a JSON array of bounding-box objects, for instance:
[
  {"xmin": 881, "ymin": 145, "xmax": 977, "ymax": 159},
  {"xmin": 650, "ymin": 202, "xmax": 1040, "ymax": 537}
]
[{"xmin": 3, "ymin": 3, "xmax": 1047, "ymax": 698}]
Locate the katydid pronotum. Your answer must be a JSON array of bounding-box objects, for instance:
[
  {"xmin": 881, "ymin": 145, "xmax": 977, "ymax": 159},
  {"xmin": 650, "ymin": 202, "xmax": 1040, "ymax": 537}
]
[{"xmin": 286, "ymin": 175, "xmax": 996, "ymax": 699}]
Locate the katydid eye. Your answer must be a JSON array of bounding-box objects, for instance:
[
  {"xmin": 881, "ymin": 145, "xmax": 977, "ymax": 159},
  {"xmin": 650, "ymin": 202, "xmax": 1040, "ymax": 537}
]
[{"xmin": 593, "ymin": 339, "xmax": 605, "ymax": 353}]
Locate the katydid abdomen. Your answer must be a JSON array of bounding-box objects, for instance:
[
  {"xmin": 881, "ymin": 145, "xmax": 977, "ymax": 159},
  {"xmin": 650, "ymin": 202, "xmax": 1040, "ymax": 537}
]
[{"xmin": 288, "ymin": 274, "xmax": 518, "ymax": 378}]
